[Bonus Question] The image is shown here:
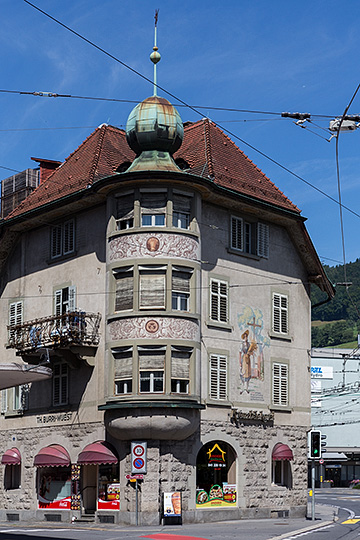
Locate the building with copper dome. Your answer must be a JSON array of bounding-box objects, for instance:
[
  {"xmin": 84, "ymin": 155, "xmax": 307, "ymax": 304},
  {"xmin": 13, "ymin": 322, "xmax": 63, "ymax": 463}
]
[{"xmin": 0, "ymin": 43, "xmax": 333, "ymax": 524}]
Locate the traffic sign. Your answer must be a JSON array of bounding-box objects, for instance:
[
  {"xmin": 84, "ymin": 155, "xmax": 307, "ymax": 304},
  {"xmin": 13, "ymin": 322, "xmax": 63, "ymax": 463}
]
[
  {"xmin": 126, "ymin": 474, "xmax": 144, "ymax": 480},
  {"xmin": 131, "ymin": 441, "xmax": 147, "ymax": 474},
  {"xmin": 319, "ymin": 458, "xmax": 324, "ymax": 464}
]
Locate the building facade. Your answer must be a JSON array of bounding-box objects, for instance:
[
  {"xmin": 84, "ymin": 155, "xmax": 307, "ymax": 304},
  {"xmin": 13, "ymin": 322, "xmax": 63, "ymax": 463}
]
[
  {"xmin": 0, "ymin": 91, "xmax": 333, "ymax": 524},
  {"xmin": 311, "ymin": 347, "xmax": 360, "ymax": 487}
]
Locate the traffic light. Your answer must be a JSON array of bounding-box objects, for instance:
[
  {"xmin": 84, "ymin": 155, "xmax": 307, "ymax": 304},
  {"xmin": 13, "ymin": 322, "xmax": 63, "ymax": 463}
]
[{"xmin": 309, "ymin": 430, "xmax": 321, "ymax": 459}]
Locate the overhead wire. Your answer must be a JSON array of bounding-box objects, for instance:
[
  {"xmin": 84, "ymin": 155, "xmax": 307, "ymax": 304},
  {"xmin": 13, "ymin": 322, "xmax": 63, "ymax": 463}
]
[{"xmin": 21, "ymin": 1, "xmax": 360, "ymax": 223}]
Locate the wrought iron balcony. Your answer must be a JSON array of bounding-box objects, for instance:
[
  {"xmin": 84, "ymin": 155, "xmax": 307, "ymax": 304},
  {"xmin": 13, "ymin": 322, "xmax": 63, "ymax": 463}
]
[{"xmin": 7, "ymin": 311, "xmax": 101, "ymax": 354}]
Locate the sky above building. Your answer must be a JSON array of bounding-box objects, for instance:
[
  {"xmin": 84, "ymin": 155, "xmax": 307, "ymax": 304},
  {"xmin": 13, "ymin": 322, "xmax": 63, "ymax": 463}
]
[{"xmin": 2, "ymin": 1, "xmax": 360, "ymax": 266}]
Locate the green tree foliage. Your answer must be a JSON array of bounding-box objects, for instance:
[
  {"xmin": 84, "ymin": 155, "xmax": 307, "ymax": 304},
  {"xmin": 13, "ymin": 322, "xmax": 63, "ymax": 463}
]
[{"xmin": 311, "ymin": 259, "xmax": 360, "ymax": 347}]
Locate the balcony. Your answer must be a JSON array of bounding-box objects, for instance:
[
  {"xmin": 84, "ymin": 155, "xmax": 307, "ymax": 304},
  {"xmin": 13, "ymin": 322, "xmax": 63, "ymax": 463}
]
[{"xmin": 7, "ymin": 311, "xmax": 101, "ymax": 367}]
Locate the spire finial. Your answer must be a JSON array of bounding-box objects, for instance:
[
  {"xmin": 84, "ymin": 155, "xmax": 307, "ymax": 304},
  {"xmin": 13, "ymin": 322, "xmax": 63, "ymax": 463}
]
[{"xmin": 150, "ymin": 9, "xmax": 161, "ymax": 96}]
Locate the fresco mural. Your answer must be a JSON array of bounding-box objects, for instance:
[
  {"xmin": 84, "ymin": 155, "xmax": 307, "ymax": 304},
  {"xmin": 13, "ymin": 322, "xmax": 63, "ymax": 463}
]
[{"xmin": 238, "ymin": 307, "xmax": 270, "ymax": 401}]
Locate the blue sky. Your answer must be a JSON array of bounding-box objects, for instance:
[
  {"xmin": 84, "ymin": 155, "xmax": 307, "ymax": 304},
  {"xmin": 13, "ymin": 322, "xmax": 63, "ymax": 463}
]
[{"xmin": 2, "ymin": 1, "xmax": 360, "ymax": 266}]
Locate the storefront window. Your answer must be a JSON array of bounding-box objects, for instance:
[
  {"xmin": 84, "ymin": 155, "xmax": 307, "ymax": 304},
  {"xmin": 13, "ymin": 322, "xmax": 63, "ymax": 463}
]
[
  {"xmin": 37, "ymin": 467, "xmax": 71, "ymax": 509},
  {"xmin": 196, "ymin": 441, "xmax": 236, "ymax": 508},
  {"xmin": 98, "ymin": 464, "xmax": 120, "ymax": 510}
]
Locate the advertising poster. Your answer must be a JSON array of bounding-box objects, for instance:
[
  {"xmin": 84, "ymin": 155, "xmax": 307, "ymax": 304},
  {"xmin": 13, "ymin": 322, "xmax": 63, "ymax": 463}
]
[
  {"xmin": 163, "ymin": 491, "xmax": 181, "ymax": 516},
  {"xmin": 196, "ymin": 484, "xmax": 237, "ymax": 508},
  {"xmin": 98, "ymin": 482, "xmax": 120, "ymax": 510}
]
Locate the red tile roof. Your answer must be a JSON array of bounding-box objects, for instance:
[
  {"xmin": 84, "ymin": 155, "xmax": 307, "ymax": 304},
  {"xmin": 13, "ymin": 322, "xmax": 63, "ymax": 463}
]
[{"xmin": 6, "ymin": 119, "xmax": 299, "ymax": 219}]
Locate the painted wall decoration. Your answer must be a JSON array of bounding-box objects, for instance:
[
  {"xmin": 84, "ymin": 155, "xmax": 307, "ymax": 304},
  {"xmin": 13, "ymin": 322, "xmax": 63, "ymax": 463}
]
[
  {"xmin": 109, "ymin": 233, "xmax": 200, "ymax": 262},
  {"xmin": 109, "ymin": 317, "xmax": 200, "ymax": 341},
  {"xmin": 238, "ymin": 307, "xmax": 270, "ymax": 401}
]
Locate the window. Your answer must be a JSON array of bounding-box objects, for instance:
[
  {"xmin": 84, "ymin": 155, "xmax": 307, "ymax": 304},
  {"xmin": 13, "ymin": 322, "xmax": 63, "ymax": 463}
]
[
  {"xmin": 272, "ymin": 293, "xmax": 289, "ymax": 335},
  {"xmin": 272, "ymin": 362, "xmax": 288, "ymax": 406},
  {"xmin": 172, "ymin": 193, "xmax": 191, "ymax": 229},
  {"xmin": 140, "ymin": 191, "xmax": 166, "ymax": 227},
  {"xmin": 54, "ymin": 286, "xmax": 76, "ymax": 316},
  {"xmin": 272, "ymin": 459, "xmax": 292, "ymax": 488},
  {"xmin": 53, "ymin": 362, "xmax": 68, "ymax": 406},
  {"xmin": 4, "ymin": 464, "xmax": 21, "ymax": 490},
  {"xmin": 139, "ymin": 266, "xmax": 166, "ymax": 309},
  {"xmin": 209, "ymin": 354, "xmax": 227, "ymax": 400},
  {"xmin": 172, "ymin": 267, "xmax": 192, "ymax": 311},
  {"xmin": 230, "ymin": 216, "xmax": 269, "ymax": 258},
  {"xmin": 51, "ymin": 219, "xmax": 75, "ymax": 259},
  {"xmin": 115, "ymin": 267, "xmax": 133, "ymax": 311},
  {"xmin": 1, "ymin": 389, "xmax": 8, "ymax": 414},
  {"xmin": 210, "ymin": 278, "xmax": 228, "ymax": 323},
  {"xmin": 114, "ymin": 347, "xmax": 133, "ymax": 394},
  {"xmin": 139, "ymin": 346, "xmax": 165, "ymax": 393},
  {"xmin": 8, "ymin": 301, "xmax": 23, "ymax": 343},
  {"xmin": 171, "ymin": 347, "xmax": 191, "ymax": 393},
  {"xmin": 116, "ymin": 193, "xmax": 134, "ymax": 230}
]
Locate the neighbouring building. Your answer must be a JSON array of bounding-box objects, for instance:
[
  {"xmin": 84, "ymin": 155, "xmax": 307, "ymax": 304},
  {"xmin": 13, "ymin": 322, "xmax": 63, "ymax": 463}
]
[
  {"xmin": 0, "ymin": 48, "xmax": 334, "ymax": 524},
  {"xmin": 311, "ymin": 346, "xmax": 360, "ymax": 487}
]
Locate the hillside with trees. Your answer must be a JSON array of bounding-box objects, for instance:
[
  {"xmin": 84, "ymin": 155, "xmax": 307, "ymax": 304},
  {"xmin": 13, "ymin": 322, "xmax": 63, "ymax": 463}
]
[{"xmin": 311, "ymin": 258, "xmax": 360, "ymax": 348}]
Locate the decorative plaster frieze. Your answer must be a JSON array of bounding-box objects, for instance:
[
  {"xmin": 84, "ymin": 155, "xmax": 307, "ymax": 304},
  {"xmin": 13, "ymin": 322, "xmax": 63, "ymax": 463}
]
[
  {"xmin": 109, "ymin": 233, "xmax": 200, "ymax": 262},
  {"xmin": 108, "ymin": 316, "xmax": 200, "ymax": 341}
]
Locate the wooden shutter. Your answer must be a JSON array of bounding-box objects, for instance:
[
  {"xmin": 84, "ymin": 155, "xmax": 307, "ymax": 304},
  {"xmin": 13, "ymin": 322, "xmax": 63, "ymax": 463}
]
[
  {"xmin": 171, "ymin": 347, "xmax": 191, "ymax": 379},
  {"xmin": 114, "ymin": 349, "xmax": 133, "ymax": 379},
  {"xmin": 141, "ymin": 192, "xmax": 167, "ymax": 214},
  {"xmin": 210, "ymin": 279, "xmax": 228, "ymax": 323},
  {"xmin": 273, "ymin": 293, "xmax": 288, "ymax": 334},
  {"xmin": 172, "ymin": 268, "xmax": 191, "ymax": 293},
  {"xmin": 54, "ymin": 289, "xmax": 62, "ymax": 317},
  {"xmin": 139, "ymin": 347, "xmax": 165, "ymax": 370},
  {"xmin": 115, "ymin": 269, "xmax": 133, "ymax": 311},
  {"xmin": 231, "ymin": 216, "xmax": 243, "ymax": 250},
  {"xmin": 68, "ymin": 286, "xmax": 76, "ymax": 311},
  {"xmin": 139, "ymin": 269, "xmax": 166, "ymax": 308},
  {"xmin": 1, "ymin": 389, "xmax": 8, "ymax": 413},
  {"xmin": 273, "ymin": 363, "xmax": 288, "ymax": 406},
  {"xmin": 210, "ymin": 354, "xmax": 227, "ymax": 400},
  {"xmin": 51, "ymin": 225, "xmax": 62, "ymax": 258},
  {"xmin": 173, "ymin": 193, "xmax": 191, "ymax": 213},
  {"xmin": 63, "ymin": 220, "xmax": 75, "ymax": 255},
  {"xmin": 117, "ymin": 193, "xmax": 134, "ymax": 220},
  {"xmin": 257, "ymin": 222, "xmax": 269, "ymax": 258}
]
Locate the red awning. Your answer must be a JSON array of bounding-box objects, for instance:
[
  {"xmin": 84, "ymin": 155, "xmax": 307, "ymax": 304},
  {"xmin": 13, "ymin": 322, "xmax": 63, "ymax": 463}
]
[
  {"xmin": 272, "ymin": 443, "xmax": 294, "ymax": 461},
  {"xmin": 34, "ymin": 444, "xmax": 71, "ymax": 467},
  {"xmin": 1, "ymin": 447, "xmax": 21, "ymax": 466},
  {"xmin": 77, "ymin": 441, "xmax": 118, "ymax": 465}
]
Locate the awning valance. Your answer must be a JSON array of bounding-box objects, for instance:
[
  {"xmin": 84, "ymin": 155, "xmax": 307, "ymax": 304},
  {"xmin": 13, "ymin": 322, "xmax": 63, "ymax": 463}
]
[
  {"xmin": 34, "ymin": 444, "xmax": 71, "ymax": 467},
  {"xmin": 272, "ymin": 443, "xmax": 294, "ymax": 461},
  {"xmin": 77, "ymin": 441, "xmax": 118, "ymax": 465},
  {"xmin": 1, "ymin": 447, "xmax": 21, "ymax": 465}
]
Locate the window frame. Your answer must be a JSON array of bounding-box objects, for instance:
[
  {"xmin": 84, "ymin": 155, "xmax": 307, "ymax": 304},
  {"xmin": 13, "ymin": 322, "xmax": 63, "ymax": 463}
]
[
  {"xmin": 230, "ymin": 215, "xmax": 269, "ymax": 259},
  {"xmin": 271, "ymin": 291, "xmax": 289, "ymax": 338},
  {"xmin": 51, "ymin": 219, "xmax": 75, "ymax": 259},
  {"xmin": 209, "ymin": 353, "xmax": 228, "ymax": 401},
  {"xmin": 209, "ymin": 277, "xmax": 229, "ymax": 325},
  {"xmin": 272, "ymin": 361, "xmax": 289, "ymax": 407},
  {"xmin": 53, "ymin": 361, "xmax": 69, "ymax": 407}
]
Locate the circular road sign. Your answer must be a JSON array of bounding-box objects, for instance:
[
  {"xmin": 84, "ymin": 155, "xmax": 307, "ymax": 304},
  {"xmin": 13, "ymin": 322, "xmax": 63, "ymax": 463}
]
[
  {"xmin": 319, "ymin": 458, "xmax": 324, "ymax": 464},
  {"xmin": 133, "ymin": 445, "xmax": 145, "ymax": 457},
  {"xmin": 133, "ymin": 457, "xmax": 145, "ymax": 470}
]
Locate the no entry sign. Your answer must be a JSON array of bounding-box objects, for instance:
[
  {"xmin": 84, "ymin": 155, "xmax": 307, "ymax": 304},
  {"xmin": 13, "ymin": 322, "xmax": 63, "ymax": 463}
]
[{"xmin": 131, "ymin": 441, "xmax": 147, "ymax": 474}]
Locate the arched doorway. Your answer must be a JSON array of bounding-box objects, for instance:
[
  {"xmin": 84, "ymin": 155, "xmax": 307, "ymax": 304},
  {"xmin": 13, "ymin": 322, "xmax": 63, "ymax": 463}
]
[{"xmin": 196, "ymin": 440, "xmax": 236, "ymax": 508}]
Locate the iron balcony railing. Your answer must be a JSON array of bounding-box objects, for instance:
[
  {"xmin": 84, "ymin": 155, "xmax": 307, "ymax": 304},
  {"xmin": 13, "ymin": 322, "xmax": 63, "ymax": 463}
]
[{"xmin": 7, "ymin": 311, "xmax": 101, "ymax": 352}]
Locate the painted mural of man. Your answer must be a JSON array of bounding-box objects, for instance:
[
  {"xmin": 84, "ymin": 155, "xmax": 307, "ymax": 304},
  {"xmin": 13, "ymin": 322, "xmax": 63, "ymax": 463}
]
[{"xmin": 240, "ymin": 329, "xmax": 257, "ymax": 393}]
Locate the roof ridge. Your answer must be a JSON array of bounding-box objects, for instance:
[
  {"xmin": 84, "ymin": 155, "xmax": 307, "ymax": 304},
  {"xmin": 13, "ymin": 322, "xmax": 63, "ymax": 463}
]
[
  {"xmin": 203, "ymin": 118, "xmax": 214, "ymax": 177},
  {"xmin": 89, "ymin": 124, "xmax": 107, "ymax": 184}
]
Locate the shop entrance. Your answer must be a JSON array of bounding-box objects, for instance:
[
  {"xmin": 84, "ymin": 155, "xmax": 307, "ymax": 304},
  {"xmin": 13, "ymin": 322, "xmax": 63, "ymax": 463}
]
[
  {"xmin": 196, "ymin": 440, "xmax": 236, "ymax": 508},
  {"xmin": 81, "ymin": 465, "xmax": 97, "ymax": 514}
]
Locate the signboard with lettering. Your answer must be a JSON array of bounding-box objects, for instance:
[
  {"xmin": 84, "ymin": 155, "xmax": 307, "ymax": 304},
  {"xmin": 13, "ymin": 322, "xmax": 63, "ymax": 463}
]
[{"xmin": 311, "ymin": 366, "xmax": 333, "ymax": 379}]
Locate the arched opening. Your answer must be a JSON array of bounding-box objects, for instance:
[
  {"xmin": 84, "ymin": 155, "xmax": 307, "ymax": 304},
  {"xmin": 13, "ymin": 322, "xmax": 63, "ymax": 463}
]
[
  {"xmin": 196, "ymin": 440, "xmax": 237, "ymax": 508},
  {"xmin": 272, "ymin": 443, "xmax": 293, "ymax": 488}
]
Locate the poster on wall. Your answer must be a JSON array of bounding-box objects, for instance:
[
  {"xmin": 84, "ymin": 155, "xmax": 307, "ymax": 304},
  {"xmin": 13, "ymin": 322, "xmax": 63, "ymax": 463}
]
[
  {"xmin": 163, "ymin": 491, "xmax": 181, "ymax": 516},
  {"xmin": 196, "ymin": 483, "xmax": 237, "ymax": 508},
  {"xmin": 98, "ymin": 482, "xmax": 120, "ymax": 510}
]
